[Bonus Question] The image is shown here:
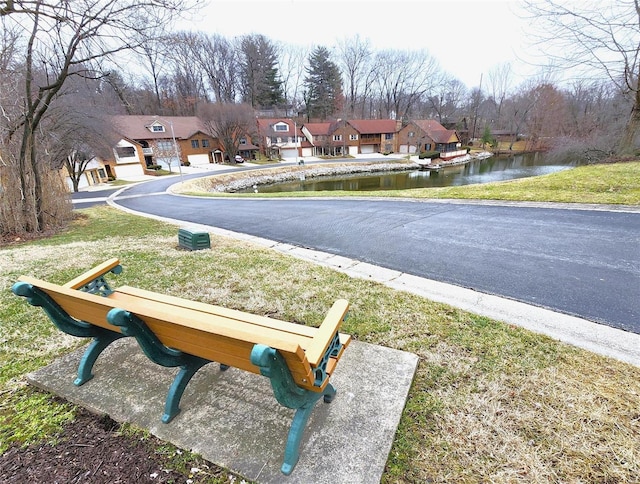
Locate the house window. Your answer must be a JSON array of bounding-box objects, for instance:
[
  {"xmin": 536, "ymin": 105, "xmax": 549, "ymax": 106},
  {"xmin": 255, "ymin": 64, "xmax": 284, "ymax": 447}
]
[
  {"xmin": 115, "ymin": 146, "xmax": 136, "ymax": 158},
  {"xmin": 385, "ymin": 133, "xmax": 393, "ymax": 140},
  {"xmin": 333, "ymin": 134, "xmax": 342, "ymax": 141},
  {"xmin": 239, "ymin": 137, "xmax": 247, "ymax": 144},
  {"xmin": 424, "ymin": 143, "xmax": 432, "ymax": 151},
  {"xmin": 151, "ymin": 124, "xmax": 165, "ymax": 132},
  {"xmin": 274, "ymin": 123, "xmax": 288, "ymax": 132},
  {"xmin": 156, "ymin": 141, "xmax": 173, "ymax": 151},
  {"xmin": 191, "ymin": 140, "xmax": 200, "ymax": 148},
  {"xmin": 349, "ymin": 134, "xmax": 358, "ymax": 141},
  {"xmin": 408, "ymin": 131, "xmax": 415, "ymax": 138},
  {"xmin": 202, "ymin": 139, "xmax": 209, "ymax": 148}
]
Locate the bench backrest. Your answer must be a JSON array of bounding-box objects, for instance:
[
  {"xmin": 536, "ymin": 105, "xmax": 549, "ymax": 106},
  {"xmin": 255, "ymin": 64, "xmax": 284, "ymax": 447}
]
[{"xmin": 18, "ymin": 276, "xmax": 349, "ymax": 391}]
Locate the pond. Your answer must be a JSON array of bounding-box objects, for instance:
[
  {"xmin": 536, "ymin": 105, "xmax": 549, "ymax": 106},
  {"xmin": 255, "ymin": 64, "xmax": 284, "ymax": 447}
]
[{"xmin": 246, "ymin": 152, "xmax": 582, "ymax": 193}]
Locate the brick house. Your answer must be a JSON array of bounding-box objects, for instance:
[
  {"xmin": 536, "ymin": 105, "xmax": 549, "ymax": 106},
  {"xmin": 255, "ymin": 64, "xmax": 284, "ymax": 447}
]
[
  {"xmin": 103, "ymin": 115, "xmax": 221, "ymax": 177},
  {"xmin": 397, "ymin": 119, "xmax": 466, "ymax": 160},
  {"xmin": 302, "ymin": 120, "xmax": 359, "ymax": 156},
  {"xmin": 256, "ymin": 118, "xmax": 303, "ymax": 160},
  {"xmin": 346, "ymin": 119, "xmax": 400, "ymax": 154}
]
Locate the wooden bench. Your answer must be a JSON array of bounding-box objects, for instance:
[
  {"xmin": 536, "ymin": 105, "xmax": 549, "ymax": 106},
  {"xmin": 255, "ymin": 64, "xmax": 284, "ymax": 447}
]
[{"xmin": 12, "ymin": 258, "xmax": 351, "ymax": 475}]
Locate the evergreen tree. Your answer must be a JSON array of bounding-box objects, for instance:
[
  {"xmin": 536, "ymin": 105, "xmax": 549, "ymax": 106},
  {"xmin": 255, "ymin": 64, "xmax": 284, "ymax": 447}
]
[
  {"xmin": 304, "ymin": 46, "xmax": 344, "ymax": 120},
  {"xmin": 239, "ymin": 34, "xmax": 283, "ymax": 109}
]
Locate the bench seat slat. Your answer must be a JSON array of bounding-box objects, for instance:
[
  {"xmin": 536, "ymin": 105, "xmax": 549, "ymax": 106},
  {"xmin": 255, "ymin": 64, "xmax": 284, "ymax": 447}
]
[
  {"xmin": 305, "ymin": 299, "xmax": 350, "ymax": 366},
  {"xmin": 63, "ymin": 258, "xmax": 121, "ymax": 290},
  {"xmin": 115, "ymin": 286, "xmax": 319, "ymax": 338},
  {"xmin": 107, "ymin": 292, "xmax": 312, "ymax": 352},
  {"xmin": 112, "ymin": 288, "xmax": 352, "ymax": 359}
]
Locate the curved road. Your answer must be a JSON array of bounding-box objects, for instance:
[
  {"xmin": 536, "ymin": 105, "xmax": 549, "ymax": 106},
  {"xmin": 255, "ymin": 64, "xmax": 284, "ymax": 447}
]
[{"xmin": 105, "ymin": 169, "xmax": 640, "ymax": 335}]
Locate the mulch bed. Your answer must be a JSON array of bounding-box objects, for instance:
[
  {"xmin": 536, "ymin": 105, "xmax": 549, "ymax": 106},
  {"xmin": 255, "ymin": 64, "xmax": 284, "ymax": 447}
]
[{"xmin": 0, "ymin": 407, "xmax": 220, "ymax": 483}]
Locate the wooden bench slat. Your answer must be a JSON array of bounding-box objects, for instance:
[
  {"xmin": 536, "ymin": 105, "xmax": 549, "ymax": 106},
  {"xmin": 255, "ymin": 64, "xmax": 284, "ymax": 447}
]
[
  {"xmin": 115, "ymin": 285, "xmax": 319, "ymax": 338},
  {"xmin": 305, "ymin": 299, "xmax": 350, "ymax": 366},
  {"xmin": 63, "ymin": 258, "xmax": 121, "ymax": 290},
  {"xmin": 114, "ymin": 287, "xmax": 352, "ymax": 369},
  {"xmin": 108, "ymin": 292, "xmax": 312, "ymax": 352}
]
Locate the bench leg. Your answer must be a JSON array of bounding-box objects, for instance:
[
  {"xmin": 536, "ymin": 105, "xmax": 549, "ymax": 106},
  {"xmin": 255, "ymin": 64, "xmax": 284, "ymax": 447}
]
[
  {"xmin": 11, "ymin": 282, "xmax": 127, "ymax": 387},
  {"xmin": 251, "ymin": 344, "xmax": 339, "ymax": 475},
  {"xmin": 163, "ymin": 356, "xmax": 211, "ymax": 423},
  {"xmin": 108, "ymin": 308, "xmax": 224, "ymax": 424},
  {"xmin": 75, "ymin": 332, "xmax": 126, "ymax": 386},
  {"xmin": 281, "ymin": 383, "xmax": 337, "ymax": 475}
]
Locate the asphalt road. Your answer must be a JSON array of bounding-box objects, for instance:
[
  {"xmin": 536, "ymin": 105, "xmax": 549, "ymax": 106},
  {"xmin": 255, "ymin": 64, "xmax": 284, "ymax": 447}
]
[{"xmin": 99, "ymin": 174, "xmax": 640, "ymax": 335}]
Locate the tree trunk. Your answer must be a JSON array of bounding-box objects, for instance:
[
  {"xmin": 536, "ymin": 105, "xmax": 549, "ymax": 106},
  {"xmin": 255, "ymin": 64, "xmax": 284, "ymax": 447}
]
[{"xmin": 619, "ymin": 88, "xmax": 640, "ymax": 154}]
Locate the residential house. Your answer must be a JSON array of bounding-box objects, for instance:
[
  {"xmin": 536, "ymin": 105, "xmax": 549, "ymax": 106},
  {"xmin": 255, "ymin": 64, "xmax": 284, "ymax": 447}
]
[
  {"xmin": 104, "ymin": 115, "xmax": 221, "ymax": 176},
  {"xmin": 300, "ymin": 119, "xmax": 400, "ymax": 156},
  {"xmin": 346, "ymin": 119, "xmax": 400, "ymax": 154},
  {"xmin": 300, "ymin": 122, "xmax": 332, "ymax": 157},
  {"xmin": 64, "ymin": 158, "xmax": 112, "ymax": 192},
  {"xmin": 256, "ymin": 118, "xmax": 302, "ymax": 160},
  {"xmin": 397, "ymin": 120, "xmax": 466, "ymax": 160}
]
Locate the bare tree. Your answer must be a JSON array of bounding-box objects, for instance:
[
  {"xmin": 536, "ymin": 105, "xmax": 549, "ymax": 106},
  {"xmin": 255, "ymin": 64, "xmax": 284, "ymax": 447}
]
[
  {"xmin": 336, "ymin": 35, "xmax": 373, "ymax": 118},
  {"xmin": 522, "ymin": 0, "xmax": 640, "ymax": 153},
  {"xmin": 0, "ymin": 0, "xmax": 194, "ymax": 235},
  {"xmin": 278, "ymin": 43, "xmax": 309, "ymax": 116},
  {"xmin": 195, "ymin": 33, "xmax": 239, "ymax": 104},
  {"xmin": 486, "ymin": 62, "xmax": 513, "ymax": 128},
  {"xmin": 372, "ymin": 49, "xmax": 440, "ymax": 120},
  {"xmin": 198, "ymin": 103, "xmax": 256, "ymax": 162},
  {"xmin": 427, "ymin": 74, "xmax": 467, "ymax": 124},
  {"xmin": 134, "ymin": 31, "xmax": 172, "ymax": 113}
]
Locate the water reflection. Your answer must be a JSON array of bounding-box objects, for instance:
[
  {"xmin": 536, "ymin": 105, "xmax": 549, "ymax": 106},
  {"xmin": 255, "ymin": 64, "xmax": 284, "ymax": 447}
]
[{"xmin": 243, "ymin": 152, "xmax": 582, "ymax": 193}]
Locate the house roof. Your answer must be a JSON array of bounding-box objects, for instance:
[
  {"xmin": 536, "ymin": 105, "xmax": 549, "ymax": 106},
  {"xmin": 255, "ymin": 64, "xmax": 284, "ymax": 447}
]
[
  {"xmin": 347, "ymin": 119, "xmax": 398, "ymax": 134},
  {"xmin": 110, "ymin": 115, "xmax": 210, "ymax": 140},
  {"xmin": 302, "ymin": 122, "xmax": 333, "ymax": 136},
  {"xmin": 256, "ymin": 118, "xmax": 301, "ymax": 136},
  {"xmin": 413, "ymin": 120, "xmax": 459, "ymax": 144}
]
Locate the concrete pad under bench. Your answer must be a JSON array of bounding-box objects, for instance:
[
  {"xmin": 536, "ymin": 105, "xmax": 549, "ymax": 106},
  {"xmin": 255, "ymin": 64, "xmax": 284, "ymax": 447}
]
[{"xmin": 27, "ymin": 338, "xmax": 419, "ymax": 483}]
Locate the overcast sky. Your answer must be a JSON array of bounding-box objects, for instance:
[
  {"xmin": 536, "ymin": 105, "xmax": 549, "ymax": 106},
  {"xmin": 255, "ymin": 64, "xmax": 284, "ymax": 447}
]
[{"xmin": 180, "ymin": 0, "xmax": 538, "ymax": 89}]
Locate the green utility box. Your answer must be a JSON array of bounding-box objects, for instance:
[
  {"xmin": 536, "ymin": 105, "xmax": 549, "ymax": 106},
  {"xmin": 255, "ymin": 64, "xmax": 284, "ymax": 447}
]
[{"xmin": 178, "ymin": 228, "xmax": 210, "ymax": 250}]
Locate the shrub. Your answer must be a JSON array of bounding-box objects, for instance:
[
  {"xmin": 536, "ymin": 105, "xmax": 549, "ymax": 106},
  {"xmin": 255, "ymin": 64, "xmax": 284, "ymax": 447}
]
[
  {"xmin": 182, "ymin": 161, "xmax": 191, "ymax": 167},
  {"xmin": 419, "ymin": 151, "xmax": 440, "ymax": 159}
]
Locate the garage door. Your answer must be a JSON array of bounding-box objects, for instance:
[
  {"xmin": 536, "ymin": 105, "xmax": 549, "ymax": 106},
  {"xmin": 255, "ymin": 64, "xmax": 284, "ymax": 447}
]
[
  {"xmin": 280, "ymin": 148, "xmax": 298, "ymax": 159},
  {"xmin": 348, "ymin": 146, "xmax": 359, "ymax": 155},
  {"xmin": 360, "ymin": 145, "xmax": 375, "ymax": 154},
  {"xmin": 187, "ymin": 154, "xmax": 210, "ymax": 166}
]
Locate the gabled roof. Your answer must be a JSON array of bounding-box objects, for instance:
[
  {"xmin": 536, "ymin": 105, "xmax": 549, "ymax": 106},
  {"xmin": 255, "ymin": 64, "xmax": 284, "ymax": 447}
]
[
  {"xmin": 256, "ymin": 118, "xmax": 301, "ymax": 136},
  {"xmin": 413, "ymin": 120, "xmax": 459, "ymax": 144},
  {"xmin": 302, "ymin": 122, "xmax": 333, "ymax": 136},
  {"xmin": 110, "ymin": 115, "xmax": 210, "ymax": 140},
  {"xmin": 347, "ymin": 119, "xmax": 398, "ymax": 135}
]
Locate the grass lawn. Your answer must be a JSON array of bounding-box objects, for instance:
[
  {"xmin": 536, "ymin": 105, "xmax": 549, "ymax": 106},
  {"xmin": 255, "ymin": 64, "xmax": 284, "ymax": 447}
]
[{"xmin": 1, "ymin": 162, "xmax": 639, "ymax": 482}]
